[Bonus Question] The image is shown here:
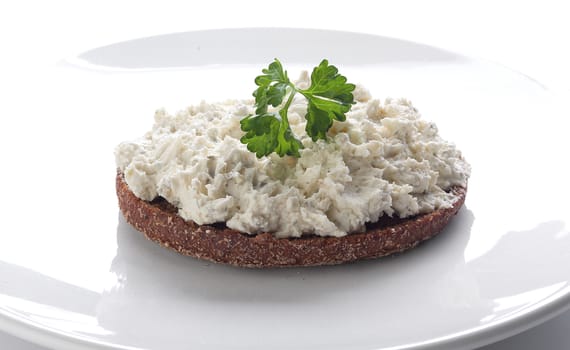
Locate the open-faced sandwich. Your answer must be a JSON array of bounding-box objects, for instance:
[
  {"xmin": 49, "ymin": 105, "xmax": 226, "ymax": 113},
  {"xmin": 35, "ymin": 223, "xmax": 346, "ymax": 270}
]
[{"xmin": 115, "ymin": 59, "xmax": 470, "ymax": 267}]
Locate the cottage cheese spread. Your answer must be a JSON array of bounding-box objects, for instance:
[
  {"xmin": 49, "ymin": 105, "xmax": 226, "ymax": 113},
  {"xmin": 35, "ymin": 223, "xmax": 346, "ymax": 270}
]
[{"xmin": 115, "ymin": 78, "xmax": 470, "ymax": 238}]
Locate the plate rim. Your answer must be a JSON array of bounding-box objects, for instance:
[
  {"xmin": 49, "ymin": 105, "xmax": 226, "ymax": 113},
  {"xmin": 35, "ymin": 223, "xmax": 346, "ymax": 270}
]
[{"xmin": 2, "ymin": 284, "xmax": 570, "ymax": 350}]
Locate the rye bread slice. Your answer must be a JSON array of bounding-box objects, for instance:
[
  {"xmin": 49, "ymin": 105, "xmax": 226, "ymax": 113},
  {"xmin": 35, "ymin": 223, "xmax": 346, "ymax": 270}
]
[{"xmin": 116, "ymin": 172, "xmax": 466, "ymax": 267}]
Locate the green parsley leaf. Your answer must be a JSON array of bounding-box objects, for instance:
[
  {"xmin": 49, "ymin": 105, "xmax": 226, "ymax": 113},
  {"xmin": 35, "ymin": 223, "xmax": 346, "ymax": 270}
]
[
  {"xmin": 299, "ymin": 59, "xmax": 355, "ymax": 141},
  {"xmin": 240, "ymin": 111, "xmax": 303, "ymax": 158},
  {"xmin": 240, "ymin": 59, "xmax": 354, "ymax": 158},
  {"xmin": 252, "ymin": 60, "xmax": 289, "ymax": 114}
]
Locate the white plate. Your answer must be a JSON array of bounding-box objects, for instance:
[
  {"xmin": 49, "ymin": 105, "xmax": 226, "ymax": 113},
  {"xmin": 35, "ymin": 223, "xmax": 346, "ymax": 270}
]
[{"xmin": 1, "ymin": 28, "xmax": 569, "ymax": 350}]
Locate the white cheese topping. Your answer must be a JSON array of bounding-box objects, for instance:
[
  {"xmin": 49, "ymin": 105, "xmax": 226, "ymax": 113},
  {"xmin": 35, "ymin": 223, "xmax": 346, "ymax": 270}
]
[{"xmin": 115, "ymin": 81, "xmax": 470, "ymax": 238}]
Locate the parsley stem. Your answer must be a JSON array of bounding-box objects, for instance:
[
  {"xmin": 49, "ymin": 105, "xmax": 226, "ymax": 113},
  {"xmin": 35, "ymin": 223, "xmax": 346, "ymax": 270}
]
[{"xmin": 280, "ymin": 83, "xmax": 297, "ymax": 125}]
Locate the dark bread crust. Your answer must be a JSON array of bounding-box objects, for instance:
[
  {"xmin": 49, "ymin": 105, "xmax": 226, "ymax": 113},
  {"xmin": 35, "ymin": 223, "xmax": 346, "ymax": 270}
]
[{"xmin": 116, "ymin": 172, "xmax": 466, "ymax": 267}]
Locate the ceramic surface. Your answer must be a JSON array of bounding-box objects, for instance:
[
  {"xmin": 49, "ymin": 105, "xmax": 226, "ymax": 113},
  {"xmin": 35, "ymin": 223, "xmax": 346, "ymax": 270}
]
[{"xmin": 0, "ymin": 28, "xmax": 569, "ymax": 350}]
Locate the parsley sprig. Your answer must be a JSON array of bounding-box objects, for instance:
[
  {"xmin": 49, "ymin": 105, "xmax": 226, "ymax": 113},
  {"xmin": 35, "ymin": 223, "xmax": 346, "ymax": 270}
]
[{"xmin": 240, "ymin": 59, "xmax": 355, "ymax": 158}]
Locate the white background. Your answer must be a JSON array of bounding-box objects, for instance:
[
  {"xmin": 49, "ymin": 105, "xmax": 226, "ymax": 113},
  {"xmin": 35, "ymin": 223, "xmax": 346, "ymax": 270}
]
[{"xmin": 1, "ymin": 1, "xmax": 569, "ymax": 349}]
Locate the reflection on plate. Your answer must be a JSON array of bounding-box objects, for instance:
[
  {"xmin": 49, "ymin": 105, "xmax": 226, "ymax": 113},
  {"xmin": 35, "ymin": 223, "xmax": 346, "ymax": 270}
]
[{"xmin": 1, "ymin": 28, "xmax": 569, "ymax": 350}]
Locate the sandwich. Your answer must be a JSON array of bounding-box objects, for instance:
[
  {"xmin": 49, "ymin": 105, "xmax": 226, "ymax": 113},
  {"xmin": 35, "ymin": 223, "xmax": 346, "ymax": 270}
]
[{"xmin": 115, "ymin": 59, "xmax": 470, "ymax": 267}]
